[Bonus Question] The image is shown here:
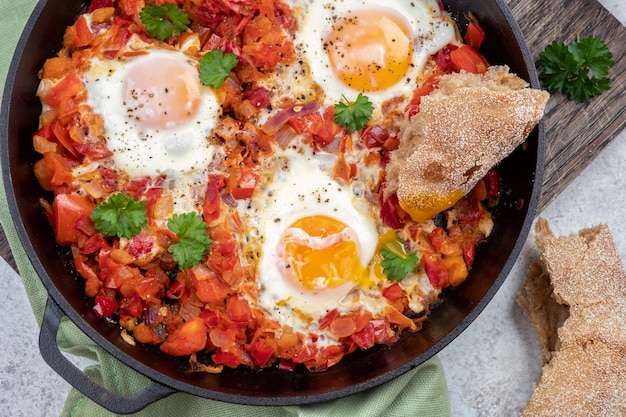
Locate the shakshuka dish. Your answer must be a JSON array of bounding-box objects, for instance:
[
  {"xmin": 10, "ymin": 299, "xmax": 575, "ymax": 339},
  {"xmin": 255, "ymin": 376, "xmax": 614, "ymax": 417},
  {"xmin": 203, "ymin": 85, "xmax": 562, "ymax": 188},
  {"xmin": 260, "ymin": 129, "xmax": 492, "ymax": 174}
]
[{"xmin": 32, "ymin": 0, "xmax": 549, "ymax": 372}]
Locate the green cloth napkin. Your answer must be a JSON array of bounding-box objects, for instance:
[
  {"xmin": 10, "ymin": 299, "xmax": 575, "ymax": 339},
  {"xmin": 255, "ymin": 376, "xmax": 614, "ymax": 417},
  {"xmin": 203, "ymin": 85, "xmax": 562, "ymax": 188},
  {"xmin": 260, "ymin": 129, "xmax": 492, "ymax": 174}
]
[{"xmin": 0, "ymin": 1, "xmax": 451, "ymax": 416}]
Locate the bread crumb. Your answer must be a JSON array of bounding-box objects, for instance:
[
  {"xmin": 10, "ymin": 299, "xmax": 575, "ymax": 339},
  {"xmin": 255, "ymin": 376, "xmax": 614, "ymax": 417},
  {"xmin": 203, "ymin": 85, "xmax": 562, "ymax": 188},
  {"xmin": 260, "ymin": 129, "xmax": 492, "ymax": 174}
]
[{"xmin": 518, "ymin": 218, "xmax": 626, "ymax": 416}]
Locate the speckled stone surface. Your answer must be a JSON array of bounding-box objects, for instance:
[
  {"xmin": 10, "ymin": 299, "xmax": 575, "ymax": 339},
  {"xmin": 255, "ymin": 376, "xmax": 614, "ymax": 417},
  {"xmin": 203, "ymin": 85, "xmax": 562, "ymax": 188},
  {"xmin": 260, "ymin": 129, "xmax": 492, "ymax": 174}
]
[{"xmin": 0, "ymin": 2, "xmax": 624, "ymax": 416}]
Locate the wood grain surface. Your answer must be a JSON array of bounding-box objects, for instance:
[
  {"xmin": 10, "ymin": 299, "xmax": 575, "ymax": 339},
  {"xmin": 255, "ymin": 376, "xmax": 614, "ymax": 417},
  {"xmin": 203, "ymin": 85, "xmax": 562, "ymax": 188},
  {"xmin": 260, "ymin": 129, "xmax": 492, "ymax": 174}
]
[
  {"xmin": 1, "ymin": 1, "xmax": 625, "ymax": 270},
  {"xmin": 508, "ymin": 0, "xmax": 626, "ymax": 210}
]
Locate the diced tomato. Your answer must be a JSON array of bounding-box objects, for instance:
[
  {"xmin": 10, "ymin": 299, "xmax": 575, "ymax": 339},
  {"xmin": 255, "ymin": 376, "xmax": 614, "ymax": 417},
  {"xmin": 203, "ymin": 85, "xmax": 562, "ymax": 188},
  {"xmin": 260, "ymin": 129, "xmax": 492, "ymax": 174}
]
[
  {"xmin": 227, "ymin": 297, "xmax": 251, "ymax": 323},
  {"xmin": 207, "ymin": 229, "xmax": 238, "ymax": 273},
  {"xmin": 382, "ymin": 282, "xmax": 403, "ymax": 301},
  {"xmin": 160, "ymin": 317, "xmax": 208, "ymax": 357},
  {"xmin": 360, "ymin": 125, "xmax": 389, "ymax": 149},
  {"xmin": 379, "ymin": 192, "xmax": 406, "ymax": 229},
  {"xmin": 455, "ymin": 196, "xmax": 483, "ymax": 226},
  {"xmin": 202, "ymin": 309, "xmax": 219, "ymax": 328},
  {"xmin": 405, "ymin": 72, "xmax": 441, "ymax": 117},
  {"xmin": 135, "ymin": 270, "xmax": 163, "ymax": 300},
  {"xmin": 292, "ymin": 343, "xmax": 319, "ymax": 364},
  {"xmin": 333, "ymin": 152, "xmax": 353, "ymax": 183},
  {"xmin": 119, "ymin": 294, "xmax": 143, "ymax": 318},
  {"xmin": 384, "ymin": 305, "xmax": 416, "ymax": 331},
  {"xmin": 432, "ymin": 44, "xmax": 458, "ymax": 73},
  {"xmin": 190, "ymin": 264, "xmax": 231, "ymax": 304},
  {"xmin": 128, "ymin": 234, "xmax": 154, "ymax": 258},
  {"xmin": 318, "ymin": 309, "xmax": 339, "ymax": 330},
  {"xmin": 261, "ymin": 101, "xmax": 320, "ymax": 135},
  {"xmin": 484, "ymin": 168, "xmax": 501, "ymax": 198},
  {"xmin": 167, "ymin": 280, "xmax": 187, "ymax": 300},
  {"xmin": 287, "ymin": 107, "xmax": 338, "ymax": 146},
  {"xmin": 88, "ymin": 0, "xmax": 114, "ymax": 12},
  {"xmin": 33, "ymin": 152, "xmax": 74, "ymax": 192},
  {"xmin": 330, "ymin": 317, "xmax": 356, "ymax": 338},
  {"xmin": 74, "ymin": 15, "xmax": 95, "ymax": 48},
  {"xmin": 43, "ymin": 71, "xmax": 84, "ymax": 107},
  {"xmin": 315, "ymin": 106, "xmax": 340, "ymax": 146},
  {"xmin": 464, "ymin": 19, "xmax": 486, "ymax": 51},
  {"xmin": 74, "ymin": 141, "xmax": 114, "ymax": 160},
  {"xmin": 132, "ymin": 322, "xmax": 161, "ymax": 344},
  {"xmin": 352, "ymin": 323, "xmax": 375, "ymax": 349},
  {"xmin": 93, "ymin": 294, "xmax": 118, "ymax": 317},
  {"xmin": 212, "ymin": 351, "xmax": 240, "ymax": 367},
  {"xmin": 117, "ymin": 0, "xmax": 143, "ymax": 17},
  {"xmin": 243, "ymin": 86, "xmax": 272, "ymax": 109},
  {"xmin": 422, "ymin": 255, "xmax": 450, "ymax": 288},
  {"xmin": 288, "ymin": 111, "xmax": 323, "ymax": 135},
  {"xmin": 73, "ymin": 251, "xmax": 97, "ymax": 279},
  {"xmin": 80, "ymin": 232, "xmax": 106, "ymax": 255},
  {"xmin": 277, "ymin": 358, "xmax": 297, "ymax": 371},
  {"xmin": 463, "ymin": 240, "xmax": 476, "ymax": 266},
  {"xmin": 52, "ymin": 194, "xmax": 96, "ymax": 245},
  {"xmin": 430, "ymin": 227, "xmax": 446, "ymax": 253},
  {"xmin": 203, "ymin": 175, "xmax": 225, "ymax": 224},
  {"xmin": 52, "ymin": 120, "xmax": 80, "ymax": 157},
  {"xmin": 248, "ymin": 338, "xmax": 275, "ymax": 367},
  {"xmin": 241, "ymin": 7, "xmax": 296, "ymax": 70},
  {"xmin": 450, "ymin": 45, "xmax": 488, "ymax": 74},
  {"xmin": 231, "ymin": 168, "xmax": 258, "ymax": 200}
]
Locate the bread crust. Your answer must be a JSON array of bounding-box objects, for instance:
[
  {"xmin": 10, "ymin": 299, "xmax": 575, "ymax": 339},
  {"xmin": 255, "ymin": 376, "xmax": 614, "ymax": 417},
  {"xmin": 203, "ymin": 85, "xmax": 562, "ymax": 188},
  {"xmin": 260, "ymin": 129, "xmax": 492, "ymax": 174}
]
[
  {"xmin": 518, "ymin": 219, "xmax": 626, "ymax": 416},
  {"xmin": 385, "ymin": 66, "xmax": 549, "ymax": 222}
]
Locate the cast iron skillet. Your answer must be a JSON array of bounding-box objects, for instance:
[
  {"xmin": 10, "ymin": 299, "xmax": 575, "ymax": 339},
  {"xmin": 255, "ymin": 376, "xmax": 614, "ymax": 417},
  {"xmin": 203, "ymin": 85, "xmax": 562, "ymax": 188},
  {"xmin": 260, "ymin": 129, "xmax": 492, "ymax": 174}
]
[{"xmin": 1, "ymin": 0, "xmax": 545, "ymax": 414}]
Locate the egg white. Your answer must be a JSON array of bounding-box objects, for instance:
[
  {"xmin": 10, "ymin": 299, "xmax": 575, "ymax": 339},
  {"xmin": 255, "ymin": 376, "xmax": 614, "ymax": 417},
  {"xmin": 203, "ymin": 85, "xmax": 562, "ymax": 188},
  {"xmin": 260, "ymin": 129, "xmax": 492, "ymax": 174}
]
[
  {"xmin": 83, "ymin": 38, "xmax": 222, "ymax": 180},
  {"xmin": 286, "ymin": 0, "xmax": 457, "ymax": 110},
  {"xmin": 237, "ymin": 144, "xmax": 380, "ymax": 335}
]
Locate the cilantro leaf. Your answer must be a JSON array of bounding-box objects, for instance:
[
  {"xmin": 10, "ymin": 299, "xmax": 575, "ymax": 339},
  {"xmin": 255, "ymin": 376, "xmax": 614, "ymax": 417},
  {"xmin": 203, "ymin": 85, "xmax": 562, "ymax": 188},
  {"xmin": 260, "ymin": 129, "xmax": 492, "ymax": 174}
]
[
  {"xmin": 538, "ymin": 34, "xmax": 614, "ymax": 103},
  {"xmin": 167, "ymin": 212, "xmax": 212, "ymax": 269},
  {"xmin": 380, "ymin": 247, "xmax": 418, "ymax": 282},
  {"xmin": 199, "ymin": 49, "xmax": 239, "ymax": 88},
  {"xmin": 333, "ymin": 93, "xmax": 374, "ymax": 131},
  {"xmin": 90, "ymin": 193, "xmax": 148, "ymax": 239},
  {"xmin": 139, "ymin": 4, "xmax": 190, "ymax": 42}
]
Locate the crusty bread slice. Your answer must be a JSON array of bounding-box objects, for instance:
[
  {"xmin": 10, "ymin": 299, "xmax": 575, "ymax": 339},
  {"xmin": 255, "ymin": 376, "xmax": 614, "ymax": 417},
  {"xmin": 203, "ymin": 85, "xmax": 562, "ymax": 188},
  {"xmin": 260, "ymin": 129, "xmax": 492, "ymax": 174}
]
[
  {"xmin": 385, "ymin": 66, "xmax": 549, "ymax": 223},
  {"xmin": 518, "ymin": 218, "xmax": 626, "ymax": 416}
]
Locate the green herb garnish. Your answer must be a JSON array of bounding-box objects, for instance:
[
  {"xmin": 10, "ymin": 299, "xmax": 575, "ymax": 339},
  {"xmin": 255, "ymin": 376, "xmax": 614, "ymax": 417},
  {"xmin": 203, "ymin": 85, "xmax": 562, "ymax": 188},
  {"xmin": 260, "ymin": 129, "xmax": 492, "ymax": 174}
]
[
  {"xmin": 333, "ymin": 93, "xmax": 374, "ymax": 131},
  {"xmin": 199, "ymin": 49, "xmax": 239, "ymax": 88},
  {"xmin": 167, "ymin": 212, "xmax": 212, "ymax": 269},
  {"xmin": 90, "ymin": 193, "xmax": 148, "ymax": 239},
  {"xmin": 380, "ymin": 239, "xmax": 418, "ymax": 282},
  {"xmin": 139, "ymin": 4, "xmax": 190, "ymax": 42},
  {"xmin": 538, "ymin": 34, "xmax": 614, "ymax": 103}
]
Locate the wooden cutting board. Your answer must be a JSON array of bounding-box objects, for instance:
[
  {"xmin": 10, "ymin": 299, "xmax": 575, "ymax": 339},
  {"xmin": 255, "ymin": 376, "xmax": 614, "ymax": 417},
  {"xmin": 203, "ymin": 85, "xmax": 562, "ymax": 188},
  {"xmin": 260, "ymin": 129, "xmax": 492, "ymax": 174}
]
[
  {"xmin": 0, "ymin": 1, "xmax": 624, "ymax": 268},
  {"xmin": 507, "ymin": 0, "xmax": 626, "ymax": 210}
]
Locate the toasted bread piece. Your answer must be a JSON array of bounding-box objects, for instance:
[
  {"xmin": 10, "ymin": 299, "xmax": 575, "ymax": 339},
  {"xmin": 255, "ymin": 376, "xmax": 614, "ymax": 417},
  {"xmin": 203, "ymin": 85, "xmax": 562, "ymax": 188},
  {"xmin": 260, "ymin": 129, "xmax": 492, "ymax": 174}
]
[
  {"xmin": 385, "ymin": 66, "xmax": 549, "ymax": 223},
  {"xmin": 518, "ymin": 218, "xmax": 626, "ymax": 416}
]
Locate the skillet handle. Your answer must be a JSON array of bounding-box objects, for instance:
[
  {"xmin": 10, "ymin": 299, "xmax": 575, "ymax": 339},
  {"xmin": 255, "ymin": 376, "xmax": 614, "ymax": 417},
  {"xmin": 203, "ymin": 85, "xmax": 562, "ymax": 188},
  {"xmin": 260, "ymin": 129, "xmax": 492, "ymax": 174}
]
[{"xmin": 39, "ymin": 297, "xmax": 176, "ymax": 415}]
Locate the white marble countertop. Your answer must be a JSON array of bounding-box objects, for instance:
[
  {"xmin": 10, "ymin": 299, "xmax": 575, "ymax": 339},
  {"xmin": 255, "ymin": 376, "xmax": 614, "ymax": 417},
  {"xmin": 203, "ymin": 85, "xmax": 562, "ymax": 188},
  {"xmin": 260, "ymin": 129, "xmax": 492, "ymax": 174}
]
[{"xmin": 1, "ymin": 2, "xmax": 624, "ymax": 416}]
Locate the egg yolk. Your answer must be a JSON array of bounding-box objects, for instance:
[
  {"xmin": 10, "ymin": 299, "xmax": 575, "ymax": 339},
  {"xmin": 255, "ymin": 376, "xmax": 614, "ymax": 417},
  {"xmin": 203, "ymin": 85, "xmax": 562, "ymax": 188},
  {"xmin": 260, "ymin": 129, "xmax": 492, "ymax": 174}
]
[
  {"xmin": 282, "ymin": 215, "xmax": 367, "ymax": 291},
  {"xmin": 122, "ymin": 56, "xmax": 202, "ymax": 130},
  {"xmin": 325, "ymin": 9, "xmax": 413, "ymax": 91}
]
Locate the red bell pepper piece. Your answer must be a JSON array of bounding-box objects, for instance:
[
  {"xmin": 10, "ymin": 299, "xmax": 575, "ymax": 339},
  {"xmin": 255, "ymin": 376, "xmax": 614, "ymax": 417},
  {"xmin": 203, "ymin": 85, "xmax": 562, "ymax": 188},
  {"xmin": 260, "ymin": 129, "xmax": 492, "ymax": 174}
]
[{"xmin": 93, "ymin": 294, "xmax": 118, "ymax": 317}]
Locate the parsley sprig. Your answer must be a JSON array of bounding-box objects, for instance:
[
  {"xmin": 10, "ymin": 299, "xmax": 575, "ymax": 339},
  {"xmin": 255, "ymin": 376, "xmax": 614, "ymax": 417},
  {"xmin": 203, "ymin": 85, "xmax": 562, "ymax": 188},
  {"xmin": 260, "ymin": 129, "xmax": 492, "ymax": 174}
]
[
  {"xmin": 167, "ymin": 212, "xmax": 212, "ymax": 269},
  {"xmin": 538, "ymin": 34, "xmax": 614, "ymax": 103},
  {"xmin": 139, "ymin": 4, "xmax": 190, "ymax": 42},
  {"xmin": 333, "ymin": 93, "xmax": 374, "ymax": 131},
  {"xmin": 199, "ymin": 49, "xmax": 239, "ymax": 88},
  {"xmin": 380, "ymin": 238, "xmax": 418, "ymax": 282},
  {"xmin": 90, "ymin": 193, "xmax": 148, "ymax": 239}
]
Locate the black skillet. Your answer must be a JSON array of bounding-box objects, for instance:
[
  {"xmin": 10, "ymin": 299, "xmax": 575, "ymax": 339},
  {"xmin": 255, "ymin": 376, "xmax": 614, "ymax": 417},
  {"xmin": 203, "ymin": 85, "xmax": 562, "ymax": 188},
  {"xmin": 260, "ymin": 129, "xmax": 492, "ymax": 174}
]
[{"xmin": 1, "ymin": 0, "xmax": 545, "ymax": 413}]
